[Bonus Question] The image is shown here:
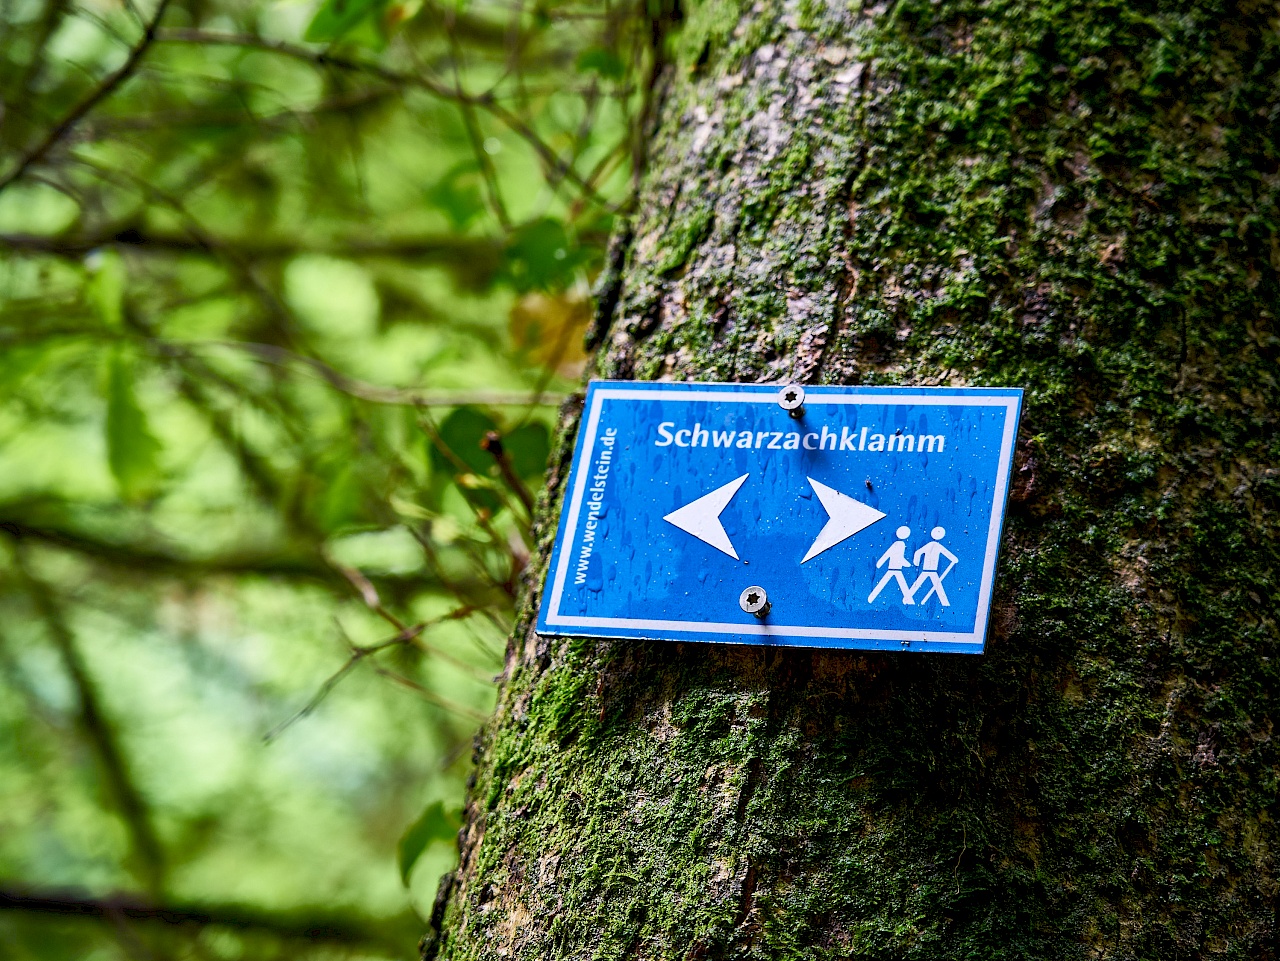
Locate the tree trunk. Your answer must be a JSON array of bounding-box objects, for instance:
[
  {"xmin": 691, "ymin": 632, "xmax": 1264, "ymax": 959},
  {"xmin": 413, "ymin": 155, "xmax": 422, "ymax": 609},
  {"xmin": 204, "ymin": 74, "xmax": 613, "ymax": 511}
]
[{"xmin": 428, "ymin": 0, "xmax": 1279, "ymax": 957}]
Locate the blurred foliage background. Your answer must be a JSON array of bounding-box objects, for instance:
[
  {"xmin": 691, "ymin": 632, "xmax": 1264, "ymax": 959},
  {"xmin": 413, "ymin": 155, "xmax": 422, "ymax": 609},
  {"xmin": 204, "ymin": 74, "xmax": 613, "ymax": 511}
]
[{"xmin": 0, "ymin": 0, "xmax": 665, "ymax": 954}]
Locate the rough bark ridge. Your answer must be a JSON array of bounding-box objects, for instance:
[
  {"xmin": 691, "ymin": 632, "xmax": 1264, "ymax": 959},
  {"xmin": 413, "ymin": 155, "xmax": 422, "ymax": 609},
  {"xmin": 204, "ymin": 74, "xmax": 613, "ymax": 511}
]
[{"xmin": 428, "ymin": 0, "xmax": 1279, "ymax": 957}]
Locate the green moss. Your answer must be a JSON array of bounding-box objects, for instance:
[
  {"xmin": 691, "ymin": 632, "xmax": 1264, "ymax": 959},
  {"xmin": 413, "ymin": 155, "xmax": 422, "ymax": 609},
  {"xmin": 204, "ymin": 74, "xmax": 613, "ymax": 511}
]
[
  {"xmin": 675, "ymin": 0, "xmax": 747, "ymax": 73},
  {"xmin": 657, "ymin": 205, "xmax": 716, "ymax": 275}
]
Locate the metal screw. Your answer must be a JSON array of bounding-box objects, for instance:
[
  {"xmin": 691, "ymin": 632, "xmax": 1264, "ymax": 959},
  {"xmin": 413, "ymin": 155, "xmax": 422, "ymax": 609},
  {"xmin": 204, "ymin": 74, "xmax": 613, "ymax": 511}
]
[
  {"xmin": 739, "ymin": 585, "xmax": 770, "ymax": 617},
  {"xmin": 777, "ymin": 384, "xmax": 805, "ymax": 418}
]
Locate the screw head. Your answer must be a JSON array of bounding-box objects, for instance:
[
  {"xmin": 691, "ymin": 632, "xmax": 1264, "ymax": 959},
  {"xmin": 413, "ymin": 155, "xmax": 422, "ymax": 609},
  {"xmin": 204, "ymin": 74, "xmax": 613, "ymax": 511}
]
[
  {"xmin": 777, "ymin": 384, "xmax": 805, "ymax": 412},
  {"xmin": 739, "ymin": 585, "xmax": 770, "ymax": 617}
]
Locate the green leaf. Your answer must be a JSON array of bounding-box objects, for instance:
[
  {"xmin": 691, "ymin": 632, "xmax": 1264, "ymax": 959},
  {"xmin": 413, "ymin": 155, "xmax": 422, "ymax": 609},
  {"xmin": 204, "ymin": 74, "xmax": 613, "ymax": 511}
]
[
  {"xmin": 105, "ymin": 352, "xmax": 162, "ymax": 501},
  {"xmin": 502, "ymin": 218, "xmax": 586, "ymax": 292},
  {"xmin": 430, "ymin": 407, "xmax": 498, "ymax": 478},
  {"xmin": 397, "ymin": 800, "xmax": 457, "ymax": 885},
  {"xmin": 319, "ymin": 460, "xmax": 363, "ymax": 531},
  {"xmin": 427, "ymin": 164, "xmax": 487, "ymax": 230},
  {"xmin": 304, "ymin": 0, "xmax": 388, "ymax": 42},
  {"xmin": 503, "ymin": 422, "xmax": 550, "ymax": 479},
  {"xmin": 87, "ymin": 251, "xmax": 126, "ymax": 329},
  {"xmin": 0, "ymin": 182, "xmax": 80, "ymax": 233},
  {"xmin": 576, "ymin": 47, "xmax": 624, "ymax": 80},
  {"xmin": 430, "ymin": 407, "xmax": 502, "ymax": 514},
  {"xmin": 284, "ymin": 255, "xmax": 379, "ymax": 338}
]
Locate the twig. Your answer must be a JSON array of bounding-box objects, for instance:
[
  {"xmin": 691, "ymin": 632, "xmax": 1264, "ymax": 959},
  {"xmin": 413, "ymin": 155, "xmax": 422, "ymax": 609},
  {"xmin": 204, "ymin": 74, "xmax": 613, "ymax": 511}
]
[
  {"xmin": 0, "ymin": 516, "xmax": 338, "ymax": 582},
  {"xmin": 0, "ymin": 227, "xmax": 509, "ymax": 269},
  {"xmin": 9, "ymin": 544, "xmax": 166, "ymax": 895},
  {"xmin": 199, "ymin": 340, "xmax": 565, "ymax": 407},
  {"xmin": 521, "ymin": 287, "xmax": 588, "ymax": 414},
  {"xmin": 263, "ymin": 621, "xmax": 426, "ymax": 742},
  {"xmin": 570, "ymin": 140, "xmax": 628, "ymax": 221},
  {"xmin": 12, "ymin": 0, "xmax": 72, "ymax": 107},
  {"xmin": 469, "ymin": 508, "xmax": 520, "ymax": 599},
  {"xmin": 89, "ymin": 158, "xmax": 304, "ymax": 345},
  {"xmin": 445, "ymin": 21, "xmax": 512, "ymax": 229},
  {"xmin": 264, "ymin": 603, "xmax": 487, "ymax": 742},
  {"xmin": 482, "ymin": 98, "xmax": 615, "ymax": 209},
  {"xmin": 0, "ymin": 0, "xmax": 174, "ymax": 193},
  {"xmin": 404, "ymin": 629, "xmax": 497, "ymax": 681},
  {"xmin": 417, "ymin": 411, "xmax": 524, "ymax": 526},
  {"xmin": 0, "ymin": 885, "xmax": 406, "ymax": 949},
  {"xmin": 366, "ymin": 664, "xmax": 488, "ymax": 722},
  {"xmin": 480, "ymin": 430, "xmax": 535, "ymax": 518},
  {"xmin": 157, "ymin": 29, "xmax": 464, "ymax": 100},
  {"xmin": 155, "ymin": 28, "xmax": 616, "ymax": 210},
  {"xmin": 82, "ymin": 87, "xmax": 393, "ymax": 134},
  {"xmin": 403, "ymin": 523, "xmax": 498, "ymax": 611}
]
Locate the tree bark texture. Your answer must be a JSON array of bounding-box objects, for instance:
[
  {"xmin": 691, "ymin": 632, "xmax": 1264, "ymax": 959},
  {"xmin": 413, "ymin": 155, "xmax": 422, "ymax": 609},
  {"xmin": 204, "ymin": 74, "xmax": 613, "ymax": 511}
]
[{"xmin": 429, "ymin": 0, "xmax": 1279, "ymax": 957}]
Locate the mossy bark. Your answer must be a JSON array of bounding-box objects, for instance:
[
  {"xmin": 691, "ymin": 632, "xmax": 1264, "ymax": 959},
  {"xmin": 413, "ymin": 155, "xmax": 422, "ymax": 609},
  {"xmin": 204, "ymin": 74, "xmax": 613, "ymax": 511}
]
[{"xmin": 427, "ymin": 0, "xmax": 1279, "ymax": 957}]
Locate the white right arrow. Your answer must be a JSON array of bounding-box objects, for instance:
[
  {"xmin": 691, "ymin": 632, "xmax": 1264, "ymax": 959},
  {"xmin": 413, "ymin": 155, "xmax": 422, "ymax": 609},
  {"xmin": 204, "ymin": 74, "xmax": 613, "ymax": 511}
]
[
  {"xmin": 801, "ymin": 477, "xmax": 887, "ymax": 563},
  {"xmin": 663, "ymin": 474, "xmax": 749, "ymax": 560}
]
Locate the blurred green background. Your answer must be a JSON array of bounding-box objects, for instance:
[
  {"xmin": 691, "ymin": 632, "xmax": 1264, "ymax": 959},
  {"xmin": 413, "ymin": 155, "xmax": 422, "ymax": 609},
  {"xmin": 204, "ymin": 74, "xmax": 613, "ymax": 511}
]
[{"xmin": 0, "ymin": 0, "xmax": 657, "ymax": 955}]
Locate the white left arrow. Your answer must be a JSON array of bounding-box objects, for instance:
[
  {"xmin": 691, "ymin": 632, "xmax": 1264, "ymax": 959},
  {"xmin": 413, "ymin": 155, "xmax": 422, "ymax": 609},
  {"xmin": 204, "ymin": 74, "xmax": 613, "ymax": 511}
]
[
  {"xmin": 801, "ymin": 477, "xmax": 887, "ymax": 563},
  {"xmin": 663, "ymin": 474, "xmax": 749, "ymax": 560}
]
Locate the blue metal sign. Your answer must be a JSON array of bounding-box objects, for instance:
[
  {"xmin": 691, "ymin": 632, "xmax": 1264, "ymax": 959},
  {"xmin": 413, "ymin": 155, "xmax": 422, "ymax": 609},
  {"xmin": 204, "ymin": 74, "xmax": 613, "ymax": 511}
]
[{"xmin": 537, "ymin": 382, "xmax": 1023, "ymax": 653}]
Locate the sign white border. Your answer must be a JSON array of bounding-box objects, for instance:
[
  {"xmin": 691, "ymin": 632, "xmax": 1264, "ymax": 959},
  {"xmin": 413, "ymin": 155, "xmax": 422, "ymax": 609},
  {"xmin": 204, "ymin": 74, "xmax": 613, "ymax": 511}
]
[{"xmin": 540, "ymin": 385, "xmax": 1022, "ymax": 651}]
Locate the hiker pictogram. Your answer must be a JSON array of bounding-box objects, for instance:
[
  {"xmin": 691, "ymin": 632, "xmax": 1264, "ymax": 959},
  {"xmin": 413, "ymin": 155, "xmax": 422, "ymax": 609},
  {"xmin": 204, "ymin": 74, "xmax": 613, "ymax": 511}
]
[
  {"xmin": 867, "ymin": 526, "xmax": 960, "ymax": 607},
  {"xmin": 908, "ymin": 526, "xmax": 958, "ymax": 606},
  {"xmin": 868, "ymin": 526, "xmax": 917, "ymax": 605}
]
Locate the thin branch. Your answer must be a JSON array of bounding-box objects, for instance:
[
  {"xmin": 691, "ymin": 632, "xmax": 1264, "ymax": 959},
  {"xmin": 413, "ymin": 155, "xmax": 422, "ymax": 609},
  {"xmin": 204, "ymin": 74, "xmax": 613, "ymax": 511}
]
[
  {"xmin": 190, "ymin": 340, "xmax": 565, "ymax": 408},
  {"xmin": 12, "ymin": 0, "xmax": 73, "ymax": 106},
  {"xmin": 264, "ymin": 606, "xmax": 486, "ymax": 741},
  {"xmin": 157, "ymin": 29, "xmax": 461, "ymax": 99},
  {"xmin": 0, "ymin": 228, "xmax": 507, "ymax": 268},
  {"xmin": 548, "ymin": 74, "xmax": 602, "ymax": 199},
  {"xmin": 0, "ymin": 518, "xmax": 324, "ymax": 581},
  {"xmin": 91, "ymin": 158, "xmax": 305, "ymax": 346},
  {"xmin": 480, "ymin": 431, "xmax": 536, "ymax": 518},
  {"xmin": 445, "ymin": 21, "xmax": 512, "ymax": 229},
  {"xmin": 482, "ymin": 97, "xmax": 615, "ymax": 210},
  {"xmin": 405, "ymin": 523, "xmax": 494, "ymax": 610},
  {"xmin": 328, "ymin": 562, "xmax": 496, "ymax": 679},
  {"xmin": 417, "ymin": 413, "xmax": 525, "ymax": 531},
  {"xmin": 9, "ymin": 544, "xmax": 167, "ymax": 896},
  {"xmin": 155, "ymin": 28, "xmax": 616, "ymax": 210},
  {"xmin": 68, "ymin": 5, "xmax": 145, "ymax": 51},
  {"xmin": 0, "ymin": 515, "xmax": 498, "ymax": 620},
  {"xmin": 415, "ymin": 410, "xmax": 529, "ymax": 597},
  {"xmin": 367, "ymin": 663, "xmax": 488, "ymax": 721},
  {"xmin": 408, "ymin": 0, "xmax": 549, "ymax": 52},
  {"xmin": 82, "ymin": 87, "xmax": 394, "ymax": 134},
  {"xmin": 571, "ymin": 139, "xmax": 629, "ymax": 221},
  {"xmin": 330, "ymin": 563, "xmax": 407, "ymax": 632},
  {"xmin": 0, "ymin": 0, "xmax": 174, "ymax": 193},
  {"xmin": 164, "ymin": 357, "xmax": 289, "ymax": 506},
  {"xmin": 262, "ymin": 643, "xmax": 370, "ymax": 742},
  {"xmin": 0, "ymin": 886, "xmax": 408, "ymax": 949},
  {"xmin": 470, "ymin": 507, "xmax": 522, "ymax": 599}
]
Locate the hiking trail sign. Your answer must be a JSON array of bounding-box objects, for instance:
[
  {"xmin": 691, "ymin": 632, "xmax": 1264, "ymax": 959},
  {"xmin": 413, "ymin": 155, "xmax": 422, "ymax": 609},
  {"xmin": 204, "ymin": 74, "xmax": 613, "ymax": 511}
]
[{"xmin": 536, "ymin": 382, "xmax": 1023, "ymax": 653}]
